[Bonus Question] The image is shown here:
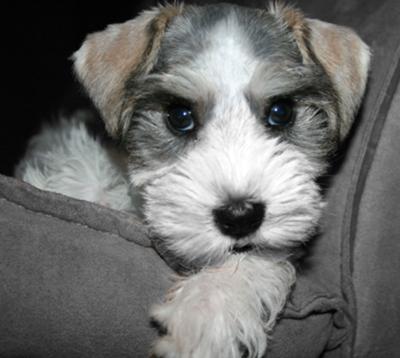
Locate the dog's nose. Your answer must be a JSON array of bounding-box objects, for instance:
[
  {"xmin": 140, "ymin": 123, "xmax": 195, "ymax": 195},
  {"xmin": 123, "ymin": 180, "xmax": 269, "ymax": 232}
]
[{"xmin": 213, "ymin": 200, "xmax": 265, "ymax": 239}]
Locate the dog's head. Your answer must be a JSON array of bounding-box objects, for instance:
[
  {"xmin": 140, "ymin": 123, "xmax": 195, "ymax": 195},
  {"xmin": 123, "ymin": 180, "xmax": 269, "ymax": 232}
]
[{"xmin": 73, "ymin": 3, "xmax": 370, "ymax": 267}]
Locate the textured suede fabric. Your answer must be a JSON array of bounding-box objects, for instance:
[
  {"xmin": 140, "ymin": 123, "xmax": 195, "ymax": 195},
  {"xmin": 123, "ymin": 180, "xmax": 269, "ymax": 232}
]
[
  {"xmin": 352, "ymin": 84, "xmax": 400, "ymax": 358},
  {"xmin": 0, "ymin": 181, "xmax": 172, "ymax": 358},
  {"xmin": 1, "ymin": 0, "xmax": 399, "ymax": 357}
]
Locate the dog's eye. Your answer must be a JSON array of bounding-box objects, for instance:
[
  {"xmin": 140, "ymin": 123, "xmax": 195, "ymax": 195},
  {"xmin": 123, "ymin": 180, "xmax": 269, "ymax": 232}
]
[
  {"xmin": 265, "ymin": 99, "xmax": 294, "ymax": 127},
  {"xmin": 166, "ymin": 105, "xmax": 195, "ymax": 134}
]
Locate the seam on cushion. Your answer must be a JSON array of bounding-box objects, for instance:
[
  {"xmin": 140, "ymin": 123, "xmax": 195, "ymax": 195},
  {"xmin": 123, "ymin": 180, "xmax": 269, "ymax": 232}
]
[
  {"xmin": 286, "ymin": 294, "xmax": 344, "ymax": 315},
  {"xmin": 0, "ymin": 175, "xmax": 151, "ymax": 247},
  {"xmin": 328, "ymin": 330, "xmax": 349, "ymax": 351},
  {"xmin": 348, "ymin": 47, "xmax": 400, "ymax": 271},
  {"xmin": 340, "ymin": 43, "xmax": 400, "ymax": 358},
  {"xmin": 0, "ymin": 197, "xmax": 152, "ymax": 249}
]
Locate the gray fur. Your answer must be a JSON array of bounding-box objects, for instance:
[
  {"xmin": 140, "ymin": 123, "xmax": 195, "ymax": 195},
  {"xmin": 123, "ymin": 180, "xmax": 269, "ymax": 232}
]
[
  {"xmin": 122, "ymin": 4, "xmax": 339, "ymax": 181},
  {"xmin": 245, "ymin": 59, "xmax": 338, "ymax": 162}
]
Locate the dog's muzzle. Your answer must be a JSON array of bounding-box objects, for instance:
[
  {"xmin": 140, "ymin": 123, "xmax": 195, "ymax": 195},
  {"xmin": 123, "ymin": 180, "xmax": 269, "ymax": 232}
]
[{"xmin": 213, "ymin": 200, "xmax": 265, "ymax": 239}]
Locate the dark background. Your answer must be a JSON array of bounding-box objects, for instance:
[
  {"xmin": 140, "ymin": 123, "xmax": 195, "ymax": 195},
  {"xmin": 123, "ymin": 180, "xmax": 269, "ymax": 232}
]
[{"xmin": 2, "ymin": 2, "xmax": 148, "ymax": 176}]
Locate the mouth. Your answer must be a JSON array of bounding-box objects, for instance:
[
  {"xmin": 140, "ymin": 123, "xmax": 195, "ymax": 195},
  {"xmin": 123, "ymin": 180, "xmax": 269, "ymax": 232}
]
[{"xmin": 230, "ymin": 243, "xmax": 255, "ymax": 254}]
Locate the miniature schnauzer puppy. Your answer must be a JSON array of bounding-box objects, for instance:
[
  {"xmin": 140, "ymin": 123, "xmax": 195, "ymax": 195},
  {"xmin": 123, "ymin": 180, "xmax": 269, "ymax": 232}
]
[{"xmin": 16, "ymin": 2, "xmax": 370, "ymax": 357}]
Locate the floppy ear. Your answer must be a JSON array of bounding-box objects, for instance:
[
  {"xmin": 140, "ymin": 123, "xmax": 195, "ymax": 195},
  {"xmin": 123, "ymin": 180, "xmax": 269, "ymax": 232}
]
[
  {"xmin": 269, "ymin": 4, "xmax": 370, "ymax": 140},
  {"xmin": 72, "ymin": 4, "xmax": 183, "ymax": 138}
]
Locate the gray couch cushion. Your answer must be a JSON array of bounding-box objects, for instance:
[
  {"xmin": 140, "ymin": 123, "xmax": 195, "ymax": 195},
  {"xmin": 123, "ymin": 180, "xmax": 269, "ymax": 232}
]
[
  {"xmin": 352, "ymin": 83, "xmax": 400, "ymax": 357},
  {"xmin": 0, "ymin": 180, "xmax": 170, "ymax": 357},
  {"xmin": 0, "ymin": 174, "xmax": 346, "ymax": 358}
]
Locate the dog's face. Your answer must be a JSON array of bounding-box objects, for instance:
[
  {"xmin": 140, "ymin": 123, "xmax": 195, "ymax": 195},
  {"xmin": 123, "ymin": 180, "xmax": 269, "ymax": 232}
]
[{"xmin": 74, "ymin": 3, "xmax": 369, "ymax": 267}]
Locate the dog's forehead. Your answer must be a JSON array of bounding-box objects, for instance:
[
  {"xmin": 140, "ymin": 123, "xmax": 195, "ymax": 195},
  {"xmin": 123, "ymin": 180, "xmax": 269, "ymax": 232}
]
[{"xmin": 156, "ymin": 4, "xmax": 302, "ymax": 85}]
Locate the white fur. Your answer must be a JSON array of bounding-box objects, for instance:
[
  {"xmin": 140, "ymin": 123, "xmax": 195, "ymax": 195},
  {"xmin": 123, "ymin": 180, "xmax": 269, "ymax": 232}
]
[
  {"xmin": 15, "ymin": 113, "xmax": 135, "ymax": 212},
  {"xmin": 142, "ymin": 94, "xmax": 322, "ymax": 266},
  {"xmin": 193, "ymin": 16, "xmax": 258, "ymax": 95},
  {"xmin": 151, "ymin": 254, "xmax": 295, "ymax": 358}
]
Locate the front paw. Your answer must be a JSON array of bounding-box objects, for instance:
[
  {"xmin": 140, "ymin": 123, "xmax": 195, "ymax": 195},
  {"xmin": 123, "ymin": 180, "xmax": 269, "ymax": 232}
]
[
  {"xmin": 150, "ymin": 296, "xmax": 263, "ymax": 358},
  {"xmin": 149, "ymin": 256, "xmax": 295, "ymax": 358},
  {"xmin": 151, "ymin": 334, "xmax": 252, "ymax": 358},
  {"xmin": 149, "ymin": 334, "xmax": 182, "ymax": 358},
  {"xmin": 148, "ymin": 264, "xmax": 273, "ymax": 357}
]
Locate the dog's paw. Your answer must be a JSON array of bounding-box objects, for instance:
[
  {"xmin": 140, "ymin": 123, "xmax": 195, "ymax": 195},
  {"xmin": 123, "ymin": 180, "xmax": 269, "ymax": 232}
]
[
  {"xmin": 150, "ymin": 296, "xmax": 264, "ymax": 358},
  {"xmin": 149, "ymin": 258, "xmax": 283, "ymax": 358},
  {"xmin": 150, "ymin": 335, "xmax": 181, "ymax": 358},
  {"xmin": 149, "ymin": 256, "xmax": 295, "ymax": 358},
  {"xmin": 151, "ymin": 335, "xmax": 252, "ymax": 358}
]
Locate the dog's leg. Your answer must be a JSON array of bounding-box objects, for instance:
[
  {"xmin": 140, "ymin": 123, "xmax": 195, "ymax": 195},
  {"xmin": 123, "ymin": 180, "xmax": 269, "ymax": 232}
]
[{"xmin": 150, "ymin": 254, "xmax": 295, "ymax": 358}]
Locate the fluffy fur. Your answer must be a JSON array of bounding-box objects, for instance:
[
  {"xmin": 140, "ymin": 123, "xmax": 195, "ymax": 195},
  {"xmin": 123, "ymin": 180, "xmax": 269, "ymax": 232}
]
[
  {"xmin": 16, "ymin": 3, "xmax": 370, "ymax": 357},
  {"xmin": 15, "ymin": 112, "xmax": 134, "ymax": 212},
  {"xmin": 150, "ymin": 255, "xmax": 295, "ymax": 358}
]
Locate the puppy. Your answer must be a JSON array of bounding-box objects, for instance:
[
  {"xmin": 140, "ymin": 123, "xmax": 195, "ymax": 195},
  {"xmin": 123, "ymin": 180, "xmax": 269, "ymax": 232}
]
[{"xmin": 16, "ymin": 3, "xmax": 370, "ymax": 357}]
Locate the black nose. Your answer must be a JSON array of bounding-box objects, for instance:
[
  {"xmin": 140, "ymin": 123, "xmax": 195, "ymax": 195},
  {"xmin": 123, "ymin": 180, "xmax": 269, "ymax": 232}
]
[{"xmin": 213, "ymin": 200, "xmax": 265, "ymax": 239}]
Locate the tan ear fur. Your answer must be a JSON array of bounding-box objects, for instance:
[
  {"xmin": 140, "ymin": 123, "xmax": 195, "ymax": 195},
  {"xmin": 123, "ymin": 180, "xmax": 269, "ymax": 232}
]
[
  {"xmin": 307, "ymin": 19, "xmax": 370, "ymax": 139},
  {"xmin": 269, "ymin": 3, "xmax": 370, "ymax": 140},
  {"xmin": 72, "ymin": 4, "xmax": 183, "ymax": 137}
]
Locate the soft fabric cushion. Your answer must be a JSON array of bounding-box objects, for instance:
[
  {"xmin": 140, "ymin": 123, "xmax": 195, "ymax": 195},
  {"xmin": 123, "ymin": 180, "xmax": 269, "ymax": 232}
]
[{"xmin": 0, "ymin": 175, "xmax": 346, "ymax": 357}]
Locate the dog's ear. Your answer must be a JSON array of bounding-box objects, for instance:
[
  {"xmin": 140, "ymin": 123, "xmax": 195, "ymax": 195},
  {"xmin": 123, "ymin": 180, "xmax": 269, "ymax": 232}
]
[
  {"xmin": 72, "ymin": 4, "xmax": 183, "ymax": 137},
  {"xmin": 269, "ymin": 4, "xmax": 370, "ymax": 140}
]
